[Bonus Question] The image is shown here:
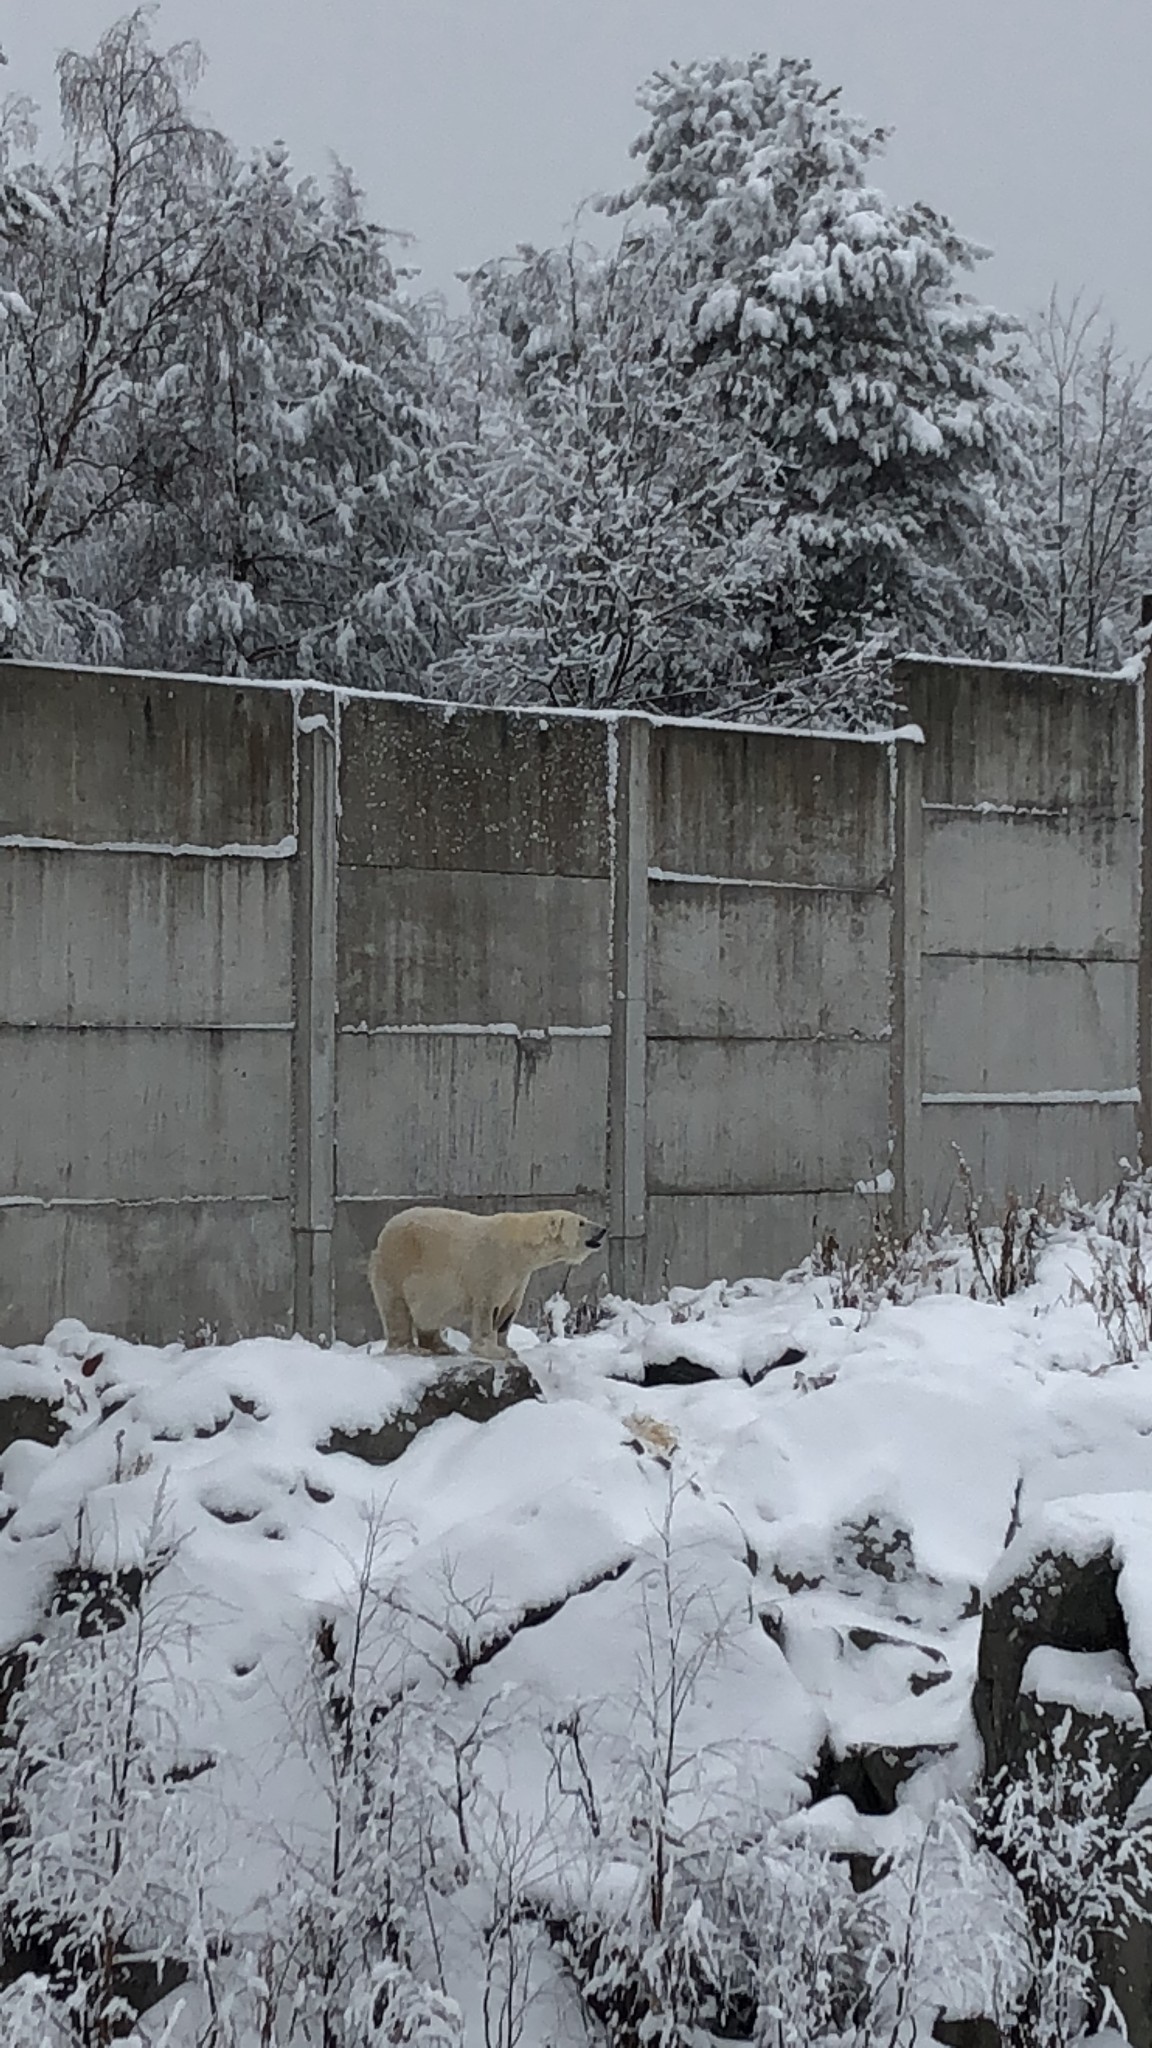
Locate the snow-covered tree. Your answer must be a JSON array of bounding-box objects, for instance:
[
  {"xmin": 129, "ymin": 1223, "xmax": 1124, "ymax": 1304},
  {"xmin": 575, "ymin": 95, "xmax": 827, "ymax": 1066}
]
[
  {"xmin": 0, "ymin": 10, "xmax": 447, "ymax": 686},
  {"xmin": 435, "ymin": 54, "xmax": 1036, "ymax": 724},
  {"xmin": 611, "ymin": 56, "xmax": 1035, "ymax": 680},
  {"xmin": 430, "ymin": 235, "xmax": 791, "ymax": 715},
  {"xmin": 0, "ymin": 12, "xmax": 230, "ymax": 664},
  {"xmin": 1017, "ymin": 294, "xmax": 1152, "ymax": 667},
  {"xmin": 124, "ymin": 145, "xmax": 447, "ymax": 686}
]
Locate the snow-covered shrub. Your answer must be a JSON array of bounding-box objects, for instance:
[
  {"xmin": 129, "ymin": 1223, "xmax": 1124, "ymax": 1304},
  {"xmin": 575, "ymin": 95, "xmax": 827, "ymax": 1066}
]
[
  {"xmin": 0, "ymin": 1505, "xmax": 213, "ymax": 2047},
  {"xmin": 977, "ymin": 1718, "xmax": 1152, "ymax": 2048},
  {"xmin": 809, "ymin": 1212, "xmax": 960, "ymax": 1318}
]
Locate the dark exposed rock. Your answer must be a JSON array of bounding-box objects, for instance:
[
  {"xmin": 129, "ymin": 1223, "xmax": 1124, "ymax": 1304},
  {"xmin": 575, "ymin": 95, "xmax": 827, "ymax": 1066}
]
[
  {"xmin": 640, "ymin": 1358, "xmax": 719, "ymax": 1386},
  {"xmin": 0, "ymin": 1391, "xmax": 67, "ymax": 1457},
  {"xmin": 974, "ymin": 1542, "xmax": 1135, "ymax": 1779},
  {"xmin": 319, "ymin": 1353, "xmax": 541, "ymax": 1465},
  {"xmin": 932, "ymin": 2021, "xmax": 1003, "ymax": 2048},
  {"xmin": 744, "ymin": 1345, "xmax": 807, "ymax": 1386},
  {"xmin": 974, "ymin": 1531, "xmax": 1152, "ymax": 2048},
  {"xmin": 808, "ymin": 1737, "xmax": 954, "ymax": 1816},
  {"xmin": 50, "ymin": 1564, "xmax": 144, "ymax": 1637}
]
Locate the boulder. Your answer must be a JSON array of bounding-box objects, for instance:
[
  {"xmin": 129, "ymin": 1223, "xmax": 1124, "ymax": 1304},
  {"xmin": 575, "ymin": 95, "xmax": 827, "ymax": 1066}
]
[
  {"xmin": 0, "ymin": 1390, "xmax": 67, "ymax": 1458},
  {"xmin": 319, "ymin": 1352, "xmax": 541, "ymax": 1465}
]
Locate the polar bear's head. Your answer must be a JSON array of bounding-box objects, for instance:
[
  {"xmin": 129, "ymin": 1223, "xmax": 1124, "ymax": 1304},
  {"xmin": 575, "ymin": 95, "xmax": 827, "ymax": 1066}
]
[{"xmin": 543, "ymin": 1210, "xmax": 607, "ymax": 1262}]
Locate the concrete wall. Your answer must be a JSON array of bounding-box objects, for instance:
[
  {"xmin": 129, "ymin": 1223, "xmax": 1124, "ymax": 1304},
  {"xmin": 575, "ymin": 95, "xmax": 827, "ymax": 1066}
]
[
  {"xmin": 642, "ymin": 722, "xmax": 902, "ymax": 1288},
  {"xmin": 332, "ymin": 696, "xmax": 614, "ymax": 1342},
  {"xmin": 0, "ymin": 665, "xmax": 298, "ymax": 1340},
  {"xmin": 1, "ymin": 656, "xmax": 1145, "ymax": 1343},
  {"xmin": 894, "ymin": 657, "xmax": 1142, "ymax": 1221}
]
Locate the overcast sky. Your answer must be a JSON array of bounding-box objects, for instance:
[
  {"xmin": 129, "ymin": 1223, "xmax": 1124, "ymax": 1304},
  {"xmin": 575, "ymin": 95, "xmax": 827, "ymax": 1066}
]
[{"xmin": 6, "ymin": 0, "xmax": 1152, "ymax": 349}]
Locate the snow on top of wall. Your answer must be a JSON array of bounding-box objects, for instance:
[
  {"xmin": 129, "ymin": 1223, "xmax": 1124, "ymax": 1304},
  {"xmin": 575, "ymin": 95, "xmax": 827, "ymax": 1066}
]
[{"xmin": 0, "ymin": 656, "xmax": 923, "ymax": 745}]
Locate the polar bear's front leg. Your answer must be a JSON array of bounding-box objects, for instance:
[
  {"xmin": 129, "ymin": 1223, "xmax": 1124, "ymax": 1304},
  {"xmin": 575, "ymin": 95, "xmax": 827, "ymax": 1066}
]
[{"xmin": 468, "ymin": 1300, "xmax": 515, "ymax": 1362}]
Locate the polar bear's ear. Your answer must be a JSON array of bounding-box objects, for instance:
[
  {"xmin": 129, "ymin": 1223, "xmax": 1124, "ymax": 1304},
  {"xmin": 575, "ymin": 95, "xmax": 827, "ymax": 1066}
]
[{"xmin": 547, "ymin": 1211, "xmax": 567, "ymax": 1244}]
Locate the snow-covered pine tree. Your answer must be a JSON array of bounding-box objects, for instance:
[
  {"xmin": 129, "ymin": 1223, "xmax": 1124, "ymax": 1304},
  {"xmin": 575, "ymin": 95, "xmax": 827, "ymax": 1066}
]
[
  {"xmin": 606, "ymin": 54, "xmax": 1036, "ymax": 704},
  {"xmin": 436, "ymin": 53, "xmax": 1037, "ymax": 723}
]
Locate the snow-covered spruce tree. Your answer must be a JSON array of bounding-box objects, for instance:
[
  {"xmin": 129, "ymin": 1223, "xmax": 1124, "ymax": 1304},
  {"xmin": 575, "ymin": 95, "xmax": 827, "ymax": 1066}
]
[
  {"xmin": 0, "ymin": 12, "xmax": 230, "ymax": 666},
  {"xmin": 607, "ymin": 55, "xmax": 1037, "ymax": 703},
  {"xmin": 437, "ymin": 54, "xmax": 1036, "ymax": 724},
  {"xmin": 125, "ymin": 143, "xmax": 447, "ymax": 687}
]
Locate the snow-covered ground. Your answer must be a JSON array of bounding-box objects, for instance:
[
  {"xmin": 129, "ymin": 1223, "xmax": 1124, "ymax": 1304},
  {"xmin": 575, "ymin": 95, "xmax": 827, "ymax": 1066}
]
[{"xmin": 2, "ymin": 1198, "xmax": 1152, "ymax": 2045}]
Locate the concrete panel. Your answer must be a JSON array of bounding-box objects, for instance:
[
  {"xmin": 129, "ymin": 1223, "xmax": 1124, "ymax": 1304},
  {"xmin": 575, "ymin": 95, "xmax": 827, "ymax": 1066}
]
[
  {"xmin": 923, "ymin": 957, "xmax": 1136, "ymax": 1096},
  {"xmin": 339, "ymin": 868, "xmax": 611, "ymax": 1030},
  {"xmin": 645, "ymin": 1190, "xmax": 872, "ymax": 1293},
  {"xmin": 0, "ymin": 1028, "xmax": 291, "ymax": 1201},
  {"xmin": 0, "ymin": 850, "xmax": 293, "ymax": 1026},
  {"xmin": 897, "ymin": 659, "xmax": 1138, "ymax": 814},
  {"xmin": 645, "ymin": 1038, "xmax": 891, "ymax": 1195},
  {"xmin": 920, "ymin": 1101, "xmax": 1139, "ymax": 1219},
  {"xmin": 650, "ymin": 724, "xmax": 892, "ymax": 889},
  {"xmin": 923, "ymin": 811, "xmax": 1139, "ymax": 961},
  {"xmin": 0, "ymin": 664, "xmax": 294, "ymax": 847},
  {"xmin": 336, "ymin": 1032, "xmax": 609, "ymax": 1199},
  {"xmin": 338, "ymin": 697, "xmax": 611, "ymax": 875},
  {"xmin": 334, "ymin": 1194, "xmax": 609, "ymax": 1345},
  {"xmin": 648, "ymin": 882, "xmax": 890, "ymax": 1040},
  {"xmin": 0, "ymin": 1199, "xmax": 293, "ymax": 1346}
]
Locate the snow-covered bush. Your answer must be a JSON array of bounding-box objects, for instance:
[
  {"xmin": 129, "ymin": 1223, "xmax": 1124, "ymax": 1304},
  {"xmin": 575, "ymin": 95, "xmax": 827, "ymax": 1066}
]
[
  {"xmin": 0, "ymin": 1501, "xmax": 213, "ymax": 2046},
  {"xmin": 977, "ymin": 1718, "xmax": 1152, "ymax": 2048}
]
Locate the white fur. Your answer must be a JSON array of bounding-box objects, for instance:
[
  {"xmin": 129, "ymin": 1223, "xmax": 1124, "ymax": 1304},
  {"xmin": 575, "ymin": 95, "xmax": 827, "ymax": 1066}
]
[{"xmin": 368, "ymin": 1206, "xmax": 604, "ymax": 1360}]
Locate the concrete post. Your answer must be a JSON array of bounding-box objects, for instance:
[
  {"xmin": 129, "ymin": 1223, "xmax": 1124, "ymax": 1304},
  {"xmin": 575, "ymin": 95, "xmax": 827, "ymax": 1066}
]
[
  {"xmin": 890, "ymin": 735, "xmax": 925, "ymax": 1236},
  {"xmin": 1134, "ymin": 603, "xmax": 1151, "ymax": 1153},
  {"xmin": 292, "ymin": 698, "xmax": 338, "ymax": 1339},
  {"xmin": 608, "ymin": 716, "xmax": 649, "ymax": 1299}
]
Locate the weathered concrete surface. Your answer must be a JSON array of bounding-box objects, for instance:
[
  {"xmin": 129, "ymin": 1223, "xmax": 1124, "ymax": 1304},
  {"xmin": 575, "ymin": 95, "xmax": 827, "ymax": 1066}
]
[
  {"xmin": 644, "ymin": 1191, "xmax": 867, "ymax": 1293},
  {"xmin": 2, "ymin": 658, "xmax": 1144, "ymax": 1338},
  {"xmin": 646, "ymin": 1039, "xmax": 890, "ymax": 1196},
  {"xmin": 923, "ymin": 956, "xmax": 1136, "ymax": 1097},
  {"xmin": 0, "ymin": 850, "xmax": 293, "ymax": 1026},
  {"xmin": 336, "ymin": 1032, "xmax": 609, "ymax": 1201},
  {"xmin": 897, "ymin": 658, "xmax": 1140, "ymax": 813},
  {"xmin": 649, "ymin": 724, "xmax": 892, "ymax": 889},
  {"xmin": 648, "ymin": 883, "xmax": 890, "ymax": 1040},
  {"xmin": 921, "ymin": 1101, "xmax": 1138, "ymax": 1215},
  {"xmin": 897, "ymin": 656, "xmax": 1141, "ymax": 1223},
  {"xmin": 923, "ymin": 810, "xmax": 1139, "ymax": 960},
  {"xmin": 338, "ymin": 867, "xmax": 611, "ymax": 1030},
  {"xmin": 0, "ymin": 665, "xmax": 294, "ymax": 847},
  {"xmin": 335, "ymin": 1196, "xmax": 607, "ymax": 1347},
  {"xmin": 338, "ymin": 697, "xmax": 611, "ymax": 874},
  {"xmin": 0, "ymin": 1199, "xmax": 293, "ymax": 1343},
  {"xmin": 0, "ymin": 1028, "xmax": 291, "ymax": 1201}
]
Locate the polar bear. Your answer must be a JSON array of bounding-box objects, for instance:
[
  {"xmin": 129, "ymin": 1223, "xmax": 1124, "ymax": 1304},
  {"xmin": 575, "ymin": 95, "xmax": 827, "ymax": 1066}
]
[{"xmin": 368, "ymin": 1206, "xmax": 606, "ymax": 1361}]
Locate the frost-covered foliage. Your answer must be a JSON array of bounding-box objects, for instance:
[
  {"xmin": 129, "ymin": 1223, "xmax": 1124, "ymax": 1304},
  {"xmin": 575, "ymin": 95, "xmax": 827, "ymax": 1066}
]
[
  {"xmin": 0, "ymin": 1500, "xmax": 212, "ymax": 2046},
  {"xmin": 433, "ymin": 55, "xmax": 1037, "ymax": 721},
  {"xmin": 1013, "ymin": 295, "xmax": 1152, "ymax": 670},
  {"xmin": 978, "ymin": 1719, "xmax": 1152, "ymax": 2048},
  {"xmin": 0, "ymin": 12, "xmax": 445, "ymax": 682},
  {"xmin": 0, "ymin": 18, "xmax": 1147, "ymax": 718}
]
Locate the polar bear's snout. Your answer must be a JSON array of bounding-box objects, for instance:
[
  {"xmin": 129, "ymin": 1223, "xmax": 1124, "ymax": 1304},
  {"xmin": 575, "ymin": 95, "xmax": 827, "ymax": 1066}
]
[{"xmin": 585, "ymin": 1224, "xmax": 607, "ymax": 1250}]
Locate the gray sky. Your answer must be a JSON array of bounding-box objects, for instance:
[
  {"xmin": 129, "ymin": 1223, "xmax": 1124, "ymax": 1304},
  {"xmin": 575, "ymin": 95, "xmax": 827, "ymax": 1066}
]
[{"xmin": 6, "ymin": 0, "xmax": 1152, "ymax": 349}]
